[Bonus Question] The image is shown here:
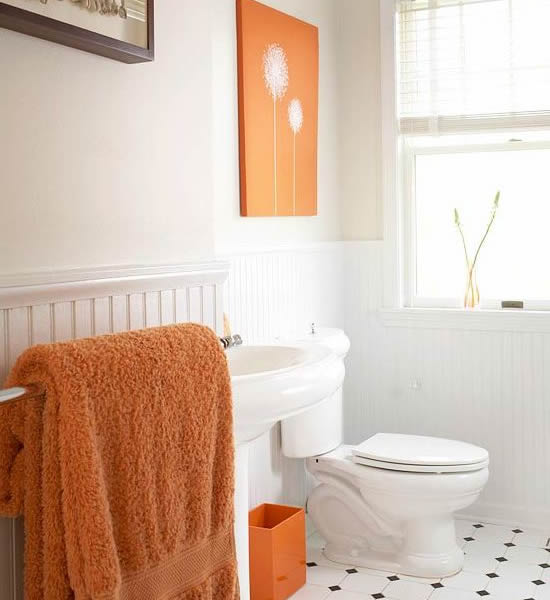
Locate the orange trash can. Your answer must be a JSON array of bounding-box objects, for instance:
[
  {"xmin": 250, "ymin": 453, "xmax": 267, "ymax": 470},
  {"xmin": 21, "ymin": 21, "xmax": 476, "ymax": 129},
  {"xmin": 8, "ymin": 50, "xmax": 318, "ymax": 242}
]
[{"xmin": 249, "ymin": 503, "xmax": 306, "ymax": 600}]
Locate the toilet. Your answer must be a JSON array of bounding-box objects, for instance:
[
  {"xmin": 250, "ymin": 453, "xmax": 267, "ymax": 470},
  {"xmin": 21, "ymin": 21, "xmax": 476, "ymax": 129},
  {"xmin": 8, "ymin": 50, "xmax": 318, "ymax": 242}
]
[{"xmin": 281, "ymin": 328, "xmax": 489, "ymax": 579}]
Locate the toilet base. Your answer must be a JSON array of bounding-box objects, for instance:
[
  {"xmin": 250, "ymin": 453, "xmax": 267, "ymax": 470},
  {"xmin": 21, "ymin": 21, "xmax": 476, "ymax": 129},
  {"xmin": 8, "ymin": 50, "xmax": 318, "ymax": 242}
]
[
  {"xmin": 322, "ymin": 512, "xmax": 465, "ymax": 578},
  {"xmin": 323, "ymin": 541, "xmax": 464, "ymax": 579}
]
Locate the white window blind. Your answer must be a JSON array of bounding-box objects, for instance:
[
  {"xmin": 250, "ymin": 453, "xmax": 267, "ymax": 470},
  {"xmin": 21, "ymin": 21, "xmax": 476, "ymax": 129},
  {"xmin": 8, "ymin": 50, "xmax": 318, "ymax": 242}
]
[{"xmin": 398, "ymin": 0, "xmax": 550, "ymax": 134}]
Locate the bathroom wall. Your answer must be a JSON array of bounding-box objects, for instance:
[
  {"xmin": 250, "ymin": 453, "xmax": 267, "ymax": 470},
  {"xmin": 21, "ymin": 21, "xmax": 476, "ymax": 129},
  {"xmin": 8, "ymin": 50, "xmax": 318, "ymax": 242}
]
[
  {"xmin": 0, "ymin": 0, "xmax": 216, "ymax": 274},
  {"xmin": 337, "ymin": 0, "xmax": 383, "ymax": 241}
]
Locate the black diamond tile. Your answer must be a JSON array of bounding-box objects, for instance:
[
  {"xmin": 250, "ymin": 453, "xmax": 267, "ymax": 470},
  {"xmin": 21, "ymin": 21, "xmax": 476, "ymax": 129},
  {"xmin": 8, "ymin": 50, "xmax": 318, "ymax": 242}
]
[
  {"xmin": 545, "ymin": 548, "xmax": 550, "ymax": 553},
  {"xmin": 486, "ymin": 572, "xmax": 499, "ymax": 578},
  {"xmin": 473, "ymin": 524, "xmax": 485, "ymax": 528},
  {"xmin": 512, "ymin": 528, "xmax": 523, "ymax": 533},
  {"xmin": 372, "ymin": 595, "xmax": 385, "ymax": 600},
  {"xmin": 464, "ymin": 536, "xmax": 475, "ymax": 542},
  {"xmin": 387, "ymin": 575, "xmax": 399, "ymax": 581},
  {"xmin": 495, "ymin": 556, "xmax": 508, "ymax": 562},
  {"xmin": 540, "ymin": 563, "xmax": 550, "ymax": 568},
  {"xmin": 476, "ymin": 591, "xmax": 490, "ymax": 596},
  {"xmin": 306, "ymin": 562, "xmax": 317, "ymax": 567},
  {"xmin": 532, "ymin": 580, "xmax": 545, "ymax": 586},
  {"xmin": 431, "ymin": 582, "xmax": 444, "ymax": 588},
  {"xmin": 504, "ymin": 542, "xmax": 516, "ymax": 547},
  {"xmin": 346, "ymin": 568, "xmax": 358, "ymax": 574},
  {"xmin": 328, "ymin": 585, "xmax": 341, "ymax": 592}
]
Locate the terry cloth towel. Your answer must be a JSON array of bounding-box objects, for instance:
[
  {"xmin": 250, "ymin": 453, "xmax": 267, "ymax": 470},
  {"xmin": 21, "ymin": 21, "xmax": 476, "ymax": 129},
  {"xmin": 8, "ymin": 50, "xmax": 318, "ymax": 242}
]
[{"xmin": 0, "ymin": 323, "xmax": 239, "ymax": 600}]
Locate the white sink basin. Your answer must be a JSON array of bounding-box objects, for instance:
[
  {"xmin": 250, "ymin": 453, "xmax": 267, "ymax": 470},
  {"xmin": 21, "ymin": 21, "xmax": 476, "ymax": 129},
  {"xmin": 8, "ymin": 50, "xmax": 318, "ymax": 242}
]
[{"xmin": 227, "ymin": 343, "xmax": 345, "ymax": 445}]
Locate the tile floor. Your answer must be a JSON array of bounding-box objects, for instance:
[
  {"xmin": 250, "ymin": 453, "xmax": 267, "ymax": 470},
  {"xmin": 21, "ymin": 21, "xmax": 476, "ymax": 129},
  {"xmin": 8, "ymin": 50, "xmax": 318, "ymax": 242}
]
[{"xmin": 290, "ymin": 519, "xmax": 550, "ymax": 600}]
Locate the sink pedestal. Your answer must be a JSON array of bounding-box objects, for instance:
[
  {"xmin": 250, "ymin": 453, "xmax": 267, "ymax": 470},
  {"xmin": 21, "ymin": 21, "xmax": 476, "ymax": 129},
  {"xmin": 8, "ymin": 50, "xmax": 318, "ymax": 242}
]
[{"xmin": 234, "ymin": 443, "xmax": 251, "ymax": 600}]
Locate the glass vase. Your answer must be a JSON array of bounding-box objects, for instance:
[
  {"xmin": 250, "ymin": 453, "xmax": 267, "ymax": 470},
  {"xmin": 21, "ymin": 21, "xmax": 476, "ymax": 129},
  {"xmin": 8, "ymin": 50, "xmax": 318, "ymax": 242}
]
[{"xmin": 464, "ymin": 265, "xmax": 480, "ymax": 309}]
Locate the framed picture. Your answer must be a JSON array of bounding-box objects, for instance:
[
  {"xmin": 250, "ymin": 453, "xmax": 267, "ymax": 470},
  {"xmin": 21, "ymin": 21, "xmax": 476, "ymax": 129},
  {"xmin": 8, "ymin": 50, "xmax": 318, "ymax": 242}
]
[
  {"xmin": 0, "ymin": 0, "xmax": 153, "ymax": 63},
  {"xmin": 237, "ymin": 0, "xmax": 319, "ymax": 217}
]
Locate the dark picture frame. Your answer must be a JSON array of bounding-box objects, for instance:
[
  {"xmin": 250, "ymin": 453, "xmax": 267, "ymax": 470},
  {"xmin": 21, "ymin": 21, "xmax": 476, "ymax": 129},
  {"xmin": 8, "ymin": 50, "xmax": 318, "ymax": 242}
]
[{"xmin": 0, "ymin": 1, "xmax": 154, "ymax": 63}]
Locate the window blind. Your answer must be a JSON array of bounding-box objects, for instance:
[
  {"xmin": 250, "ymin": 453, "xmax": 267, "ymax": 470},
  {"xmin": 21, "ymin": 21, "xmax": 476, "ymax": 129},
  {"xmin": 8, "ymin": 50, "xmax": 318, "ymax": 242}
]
[{"xmin": 398, "ymin": 0, "xmax": 550, "ymax": 134}]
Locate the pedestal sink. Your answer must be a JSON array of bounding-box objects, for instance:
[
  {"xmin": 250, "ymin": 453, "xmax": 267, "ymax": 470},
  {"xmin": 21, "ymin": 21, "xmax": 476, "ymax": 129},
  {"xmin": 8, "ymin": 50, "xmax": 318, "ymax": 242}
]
[{"xmin": 227, "ymin": 343, "xmax": 345, "ymax": 600}]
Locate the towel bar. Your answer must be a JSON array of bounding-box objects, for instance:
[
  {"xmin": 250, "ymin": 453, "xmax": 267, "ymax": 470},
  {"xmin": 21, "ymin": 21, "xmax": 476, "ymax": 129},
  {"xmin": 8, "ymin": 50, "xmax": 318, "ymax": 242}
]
[{"xmin": 0, "ymin": 385, "xmax": 44, "ymax": 404}]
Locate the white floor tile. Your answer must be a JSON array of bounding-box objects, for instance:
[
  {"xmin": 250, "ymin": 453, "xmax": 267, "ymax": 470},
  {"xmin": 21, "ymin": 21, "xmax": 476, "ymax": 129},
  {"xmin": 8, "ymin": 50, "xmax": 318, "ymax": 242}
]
[
  {"xmin": 329, "ymin": 591, "xmax": 377, "ymax": 600},
  {"xmin": 289, "ymin": 584, "xmax": 331, "ymax": 600},
  {"xmin": 467, "ymin": 523, "xmax": 515, "ymax": 544},
  {"xmin": 339, "ymin": 571, "xmax": 388, "ymax": 594},
  {"xmin": 535, "ymin": 583, "xmax": 550, "ymax": 599},
  {"xmin": 496, "ymin": 558, "xmax": 544, "ymax": 581},
  {"xmin": 462, "ymin": 539, "xmax": 506, "ymax": 558},
  {"xmin": 506, "ymin": 545, "xmax": 550, "ymax": 565},
  {"xmin": 430, "ymin": 588, "xmax": 485, "ymax": 600},
  {"xmin": 462, "ymin": 554, "xmax": 501, "ymax": 574},
  {"xmin": 514, "ymin": 530, "xmax": 550, "ymax": 549},
  {"xmin": 306, "ymin": 565, "xmax": 347, "ymax": 587},
  {"xmin": 383, "ymin": 578, "xmax": 433, "ymax": 600},
  {"xmin": 441, "ymin": 569, "xmax": 490, "ymax": 592},
  {"xmin": 485, "ymin": 576, "xmax": 536, "ymax": 599}
]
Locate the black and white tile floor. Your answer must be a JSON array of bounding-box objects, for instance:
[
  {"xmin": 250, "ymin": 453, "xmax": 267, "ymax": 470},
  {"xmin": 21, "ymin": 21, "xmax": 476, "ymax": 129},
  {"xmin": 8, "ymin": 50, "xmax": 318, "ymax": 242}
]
[{"xmin": 291, "ymin": 519, "xmax": 550, "ymax": 600}]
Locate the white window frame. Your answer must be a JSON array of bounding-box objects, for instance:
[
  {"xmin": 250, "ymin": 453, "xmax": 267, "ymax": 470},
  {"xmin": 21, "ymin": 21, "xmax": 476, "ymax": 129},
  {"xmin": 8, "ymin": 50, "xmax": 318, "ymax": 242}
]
[
  {"xmin": 379, "ymin": 0, "xmax": 550, "ymax": 331},
  {"xmin": 402, "ymin": 135, "xmax": 550, "ymax": 310}
]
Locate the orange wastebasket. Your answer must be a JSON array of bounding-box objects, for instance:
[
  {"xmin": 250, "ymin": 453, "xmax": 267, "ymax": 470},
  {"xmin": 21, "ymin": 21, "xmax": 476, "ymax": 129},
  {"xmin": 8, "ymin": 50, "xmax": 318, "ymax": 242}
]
[{"xmin": 249, "ymin": 503, "xmax": 306, "ymax": 600}]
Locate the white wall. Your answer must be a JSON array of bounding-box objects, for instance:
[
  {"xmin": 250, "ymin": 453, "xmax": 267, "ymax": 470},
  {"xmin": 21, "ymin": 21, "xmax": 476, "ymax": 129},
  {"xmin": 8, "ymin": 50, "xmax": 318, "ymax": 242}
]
[
  {"xmin": 210, "ymin": 0, "xmax": 345, "ymax": 254},
  {"xmin": 337, "ymin": 0, "xmax": 383, "ymax": 241},
  {"xmin": 0, "ymin": 0, "xmax": 216, "ymax": 274}
]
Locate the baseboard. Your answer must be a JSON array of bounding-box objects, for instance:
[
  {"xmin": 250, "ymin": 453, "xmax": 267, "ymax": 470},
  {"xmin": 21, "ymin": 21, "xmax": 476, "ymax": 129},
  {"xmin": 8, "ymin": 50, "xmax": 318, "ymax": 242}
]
[{"xmin": 458, "ymin": 500, "xmax": 550, "ymax": 531}]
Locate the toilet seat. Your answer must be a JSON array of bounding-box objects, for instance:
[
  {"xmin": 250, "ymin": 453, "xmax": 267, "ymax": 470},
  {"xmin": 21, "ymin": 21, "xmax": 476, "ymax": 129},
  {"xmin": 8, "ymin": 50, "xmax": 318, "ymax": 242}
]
[{"xmin": 351, "ymin": 433, "xmax": 489, "ymax": 473}]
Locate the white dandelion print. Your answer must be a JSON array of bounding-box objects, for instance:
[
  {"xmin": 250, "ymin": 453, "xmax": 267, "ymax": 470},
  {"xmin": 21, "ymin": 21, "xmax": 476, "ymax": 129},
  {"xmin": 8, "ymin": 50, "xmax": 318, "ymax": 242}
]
[
  {"xmin": 288, "ymin": 98, "xmax": 304, "ymax": 215},
  {"xmin": 263, "ymin": 43, "xmax": 289, "ymax": 215}
]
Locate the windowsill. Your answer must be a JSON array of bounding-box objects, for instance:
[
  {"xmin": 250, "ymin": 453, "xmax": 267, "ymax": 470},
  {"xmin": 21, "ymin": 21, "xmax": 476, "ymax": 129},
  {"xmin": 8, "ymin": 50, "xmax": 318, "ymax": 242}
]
[{"xmin": 379, "ymin": 307, "xmax": 550, "ymax": 333}]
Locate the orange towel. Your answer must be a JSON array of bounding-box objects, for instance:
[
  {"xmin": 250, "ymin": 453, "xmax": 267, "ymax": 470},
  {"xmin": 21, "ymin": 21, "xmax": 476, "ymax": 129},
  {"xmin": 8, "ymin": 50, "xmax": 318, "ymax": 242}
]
[{"xmin": 0, "ymin": 324, "xmax": 239, "ymax": 600}]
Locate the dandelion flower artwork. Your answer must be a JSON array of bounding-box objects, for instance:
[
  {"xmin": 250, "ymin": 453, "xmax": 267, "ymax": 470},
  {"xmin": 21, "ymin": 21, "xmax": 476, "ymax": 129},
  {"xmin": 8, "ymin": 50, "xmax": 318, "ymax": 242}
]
[
  {"xmin": 263, "ymin": 43, "xmax": 289, "ymax": 215},
  {"xmin": 288, "ymin": 99, "xmax": 304, "ymax": 215}
]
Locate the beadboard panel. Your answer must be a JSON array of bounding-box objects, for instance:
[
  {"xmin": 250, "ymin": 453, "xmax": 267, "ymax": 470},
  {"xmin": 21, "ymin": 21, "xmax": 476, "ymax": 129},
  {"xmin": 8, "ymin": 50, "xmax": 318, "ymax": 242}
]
[
  {"xmin": 0, "ymin": 262, "xmax": 229, "ymax": 600},
  {"xmin": 222, "ymin": 245, "xmax": 346, "ymax": 510},
  {"xmin": 344, "ymin": 241, "xmax": 550, "ymax": 530}
]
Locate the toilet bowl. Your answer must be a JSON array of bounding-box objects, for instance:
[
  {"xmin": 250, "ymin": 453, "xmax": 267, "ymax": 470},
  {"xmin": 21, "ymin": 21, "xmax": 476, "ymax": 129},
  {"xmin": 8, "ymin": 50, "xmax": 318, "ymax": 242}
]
[
  {"xmin": 280, "ymin": 329, "xmax": 490, "ymax": 579},
  {"xmin": 306, "ymin": 438, "xmax": 489, "ymax": 578}
]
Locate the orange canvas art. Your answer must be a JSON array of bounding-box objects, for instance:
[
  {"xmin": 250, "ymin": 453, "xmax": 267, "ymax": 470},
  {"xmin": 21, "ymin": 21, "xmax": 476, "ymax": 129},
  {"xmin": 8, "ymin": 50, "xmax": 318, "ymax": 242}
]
[{"xmin": 237, "ymin": 0, "xmax": 319, "ymax": 217}]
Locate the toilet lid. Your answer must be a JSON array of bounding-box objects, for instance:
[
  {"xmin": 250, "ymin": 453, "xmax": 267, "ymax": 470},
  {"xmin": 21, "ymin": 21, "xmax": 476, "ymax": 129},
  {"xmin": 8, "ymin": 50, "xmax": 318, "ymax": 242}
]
[
  {"xmin": 352, "ymin": 454, "xmax": 490, "ymax": 473},
  {"xmin": 353, "ymin": 433, "xmax": 488, "ymax": 469}
]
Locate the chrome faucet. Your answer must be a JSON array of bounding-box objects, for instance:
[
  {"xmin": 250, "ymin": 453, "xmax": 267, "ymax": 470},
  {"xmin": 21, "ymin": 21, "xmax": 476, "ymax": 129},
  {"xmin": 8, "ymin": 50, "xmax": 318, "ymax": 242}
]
[{"xmin": 219, "ymin": 334, "xmax": 243, "ymax": 350}]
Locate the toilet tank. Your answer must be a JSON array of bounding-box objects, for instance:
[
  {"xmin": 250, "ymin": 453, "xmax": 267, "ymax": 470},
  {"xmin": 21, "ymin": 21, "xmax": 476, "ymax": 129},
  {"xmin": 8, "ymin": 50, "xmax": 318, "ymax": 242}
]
[{"xmin": 281, "ymin": 328, "xmax": 350, "ymax": 459}]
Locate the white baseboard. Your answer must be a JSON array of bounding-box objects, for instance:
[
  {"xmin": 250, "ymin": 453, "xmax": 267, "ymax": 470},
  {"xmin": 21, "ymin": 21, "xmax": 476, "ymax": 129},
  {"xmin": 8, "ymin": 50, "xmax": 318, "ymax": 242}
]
[{"xmin": 458, "ymin": 501, "xmax": 550, "ymax": 531}]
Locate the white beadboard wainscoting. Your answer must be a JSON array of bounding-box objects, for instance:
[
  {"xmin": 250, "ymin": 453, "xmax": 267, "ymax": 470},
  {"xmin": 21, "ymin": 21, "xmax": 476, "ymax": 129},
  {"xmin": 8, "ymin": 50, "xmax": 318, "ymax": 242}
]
[{"xmin": 0, "ymin": 261, "xmax": 229, "ymax": 600}]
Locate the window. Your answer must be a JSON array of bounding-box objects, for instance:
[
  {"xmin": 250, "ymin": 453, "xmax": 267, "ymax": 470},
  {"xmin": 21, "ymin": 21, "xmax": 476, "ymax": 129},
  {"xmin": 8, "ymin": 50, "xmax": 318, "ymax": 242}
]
[{"xmin": 397, "ymin": 0, "xmax": 550, "ymax": 309}]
